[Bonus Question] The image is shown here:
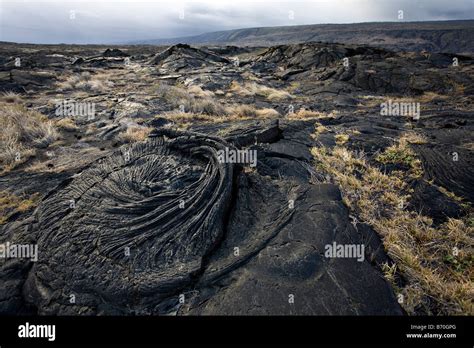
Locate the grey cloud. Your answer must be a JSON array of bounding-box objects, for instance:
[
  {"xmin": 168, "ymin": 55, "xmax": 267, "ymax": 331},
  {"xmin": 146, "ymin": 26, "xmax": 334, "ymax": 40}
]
[{"xmin": 0, "ymin": 0, "xmax": 473, "ymax": 44}]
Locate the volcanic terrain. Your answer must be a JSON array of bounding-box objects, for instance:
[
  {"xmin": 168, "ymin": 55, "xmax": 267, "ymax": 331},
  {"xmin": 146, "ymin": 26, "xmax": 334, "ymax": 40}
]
[{"xmin": 0, "ymin": 39, "xmax": 472, "ymax": 315}]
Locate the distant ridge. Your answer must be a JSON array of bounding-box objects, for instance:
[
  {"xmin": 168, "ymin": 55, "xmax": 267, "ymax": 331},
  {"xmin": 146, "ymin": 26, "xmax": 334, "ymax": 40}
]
[{"xmin": 130, "ymin": 20, "xmax": 474, "ymax": 53}]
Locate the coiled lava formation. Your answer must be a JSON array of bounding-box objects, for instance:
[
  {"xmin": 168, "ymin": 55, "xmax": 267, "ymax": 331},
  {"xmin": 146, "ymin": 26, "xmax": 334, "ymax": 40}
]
[{"xmin": 23, "ymin": 131, "xmax": 234, "ymax": 314}]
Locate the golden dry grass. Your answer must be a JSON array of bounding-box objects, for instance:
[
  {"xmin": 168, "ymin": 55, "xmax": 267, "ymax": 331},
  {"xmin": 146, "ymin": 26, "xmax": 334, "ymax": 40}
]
[
  {"xmin": 228, "ymin": 81, "xmax": 293, "ymax": 101},
  {"xmin": 255, "ymin": 108, "xmax": 280, "ymax": 118},
  {"xmin": 1, "ymin": 91, "xmax": 23, "ymax": 104},
  {"xmin": 161, "ymin": 104, "xmax": 280, "ymax": 127},
  {"xmin": 335, "ymin": 133, "xmax": 349, "ymax": 145},
  {"xmin": 311, "ymin": 124, "xmax": 329, "ymax": 138},
  {"xmin": 55, "ymin": 117, "xmax": 78, "ymax": 131},
  {"xmin": 228, "ymin": 104, "xmax": 258, "ymax": 117},
  {"xmin": 311, "ymin": 142, "xmax": 474, "ymax": 315},
  {"xmin": 158, "ymin": 83, "xmax": 284, "ymax": 117},
  {"xmin": 461, "ymin": 142, "xmax": 474, "ymax": 151},
  {"xmin": 376, "ymin": 134, "xmax": 424, "ymax": 178},
  {"xmin": 0, "ymin": 102, "xmax": 59, "ymax": 171},
  {"xmin": 57, "ymin": 72, "xmax": 114, "ymax": 92},
  {"xmin": 157, "ymin": 84, "xmax": 227, "ymax": 116},
  {"xmin": 0, "ymin": 190, "xmax": 40, "ymax": 225},
  {"xmin": 118, "ymin": 125, "xmax": 153, "ymax": 143},
  {"xmin": 401, "ymin": 132, "xmax": 428, "ymax": 145},
  {"xmin": 287, "ymin": 108, "xmax": 339, "ymax": 120},
  {"xmin": 227, "ymin": 104, "xmax": 280, "ymax": 118},
  {"xmin": 186, "ymin": 85, "xmax": 215, "ymax": 98},
  {"xmin": 161, "ymin": 112, "xmax": 228, "ymax": 124}
]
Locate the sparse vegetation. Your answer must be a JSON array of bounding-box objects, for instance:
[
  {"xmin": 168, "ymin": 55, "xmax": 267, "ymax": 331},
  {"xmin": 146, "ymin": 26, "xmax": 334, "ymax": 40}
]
[
  {"xmin": 55, "ymin": 117, "xmax": 78, "ymax": 131},
  {"xmin": 335, "ymin": 133, "xmax": 349, "ymax": 145},
  {"xmin": 311, "ymin": 144, "xmax": 473, "ymax": 315},
  {"xmin": 438, "ymin": 186, "xmax": 466, "ymax": 203},
  {"xmin": 360, "ymin": 92, "xmax": 447, "ymax": 108},
  {"xmin": 312, "ymin": 123, "xmax": 329, "ymax": 137},
  {"xmin": 160, "ymin": 104, "xmax": 280, "ymax": 126},
  {"xmin": 227, "ymin": 104, "xmax": 280, "ymax": 118},
  {"xmin": 118, "ymin": 125, "xmax": 153, "ymax": 142},
  {"xmin": 0, "ymin": 102, "xmax": 59, "ymax": 171},
  {"xmin": 57, "ymin": 72, "xmax": 114, "ymax": 92},
  {"xmin": 1, "ymin": 91, "xmax": 23, "ymax": 104},
  {"xmin": 0, "ymin": 190, "xmax": 40, "ymax": 225},
  {"xmin": 186, "ymin": 85, "xmax": 215, "ymax": 98},
  {"xmin": 401, "ymin": 132, "xmax": 428, "ymax": 145},
  {"xmin": 376, "ymin": 133, "xmax": 424, "ymax": 178},
  {"xmin": 288, "ymin": 108, "xmax": 338, "ymax": 120},
  {"xmin": 229, "ymin": 104, "xmax": 258, "ymax": 117},
  {"xmin": 255, "ymin": 108, "xmax": 280, "ymax": 118},
  {"xmin": 157, "ymin": 84, "xmax": 227, "ymax": 116},
  {"xmin": 228, "ymin": 81, "xmax": 293, "ymax": 101}
]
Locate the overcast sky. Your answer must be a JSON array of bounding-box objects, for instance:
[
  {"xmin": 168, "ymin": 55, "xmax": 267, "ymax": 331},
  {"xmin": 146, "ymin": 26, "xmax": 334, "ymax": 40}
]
[{"xmin": 1, "ymin": 0, "xmax": 473, "ymax": 44}]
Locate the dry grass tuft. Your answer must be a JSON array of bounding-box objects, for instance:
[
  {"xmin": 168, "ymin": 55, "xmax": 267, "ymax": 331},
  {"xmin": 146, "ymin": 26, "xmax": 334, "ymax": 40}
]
[
  {"xmin": 0, "ymin": 102, "xmax": 59, "ymax": 171},
  {"xmin": 376, "ymin": 134, "xmax": 424, "ymax": 178},
  {"xmin": 229, "ymin": 104, "xmax": 258, "ymax": 117},
  {"xmin": 288, "ymin": 108, "xmax": 338, "ymax": 120},
  {"xmin": 335, "ymin": 133, "xmax": 349, "ymax": 145},
  {"xmin": 227, "ymin": 104, "xmax": 280, "ymax": 118},
  {"xmin": 401, "ymin": 132, "xmax": 428, "ymax": 145},
  {"xmin": 228, "ymin": 81, "xmax": 293, "ymax": 101},
  {"xmin": 311, "ymin": 142, "xmax": 473, "ymax": 315},
  {"xmin": 118, "ymin": 125, "xmax": 153, "ymax": 143},
  {"xmin": 161, "ymin": 104, "xmax": 280, "ymax": 126},
  {"xmin": 312, "ymin": 123, "xmax": 329, "ymax": 138},
  {"xmin": 256, "ymin": 108, "xmax": 280, "ymax": 118},
  {"xmin": 186, "ymin": 85, "xmax": 215, "ymax": 98},
  {"xmin": 1, "ymin": 92, "xmax": 23, "ymax": 104},
  {"xmin": 57, "ymin": 72, "xmax": 114, "ymax": 92},
  {"xmin": 190, "ymin": 98, "xmax": 227, "ymax": 116},
  {"xmin": 158, "ymin": 84, "xmax": 282, "ymax": 118},
  {"xmin": 55, "ymin": 117, "xmax": 78, "ymax": 131},
  {"xmin": 157, "ymin": 84, "xmax": 227, "ymax": 116},
  {"xmin": 0, "ymin": 190, "xmax": 40, "ymax": 225}
]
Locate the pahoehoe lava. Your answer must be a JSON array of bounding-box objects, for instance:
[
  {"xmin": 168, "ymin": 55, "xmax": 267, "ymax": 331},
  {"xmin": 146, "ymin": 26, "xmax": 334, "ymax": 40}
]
[
  {"xmin": 18, "ymin": 131, "xmax": 236, "ymax": 314},
  {"xmin": 0, "ymin": 125, "xmax": 403, "ymax": 315}
]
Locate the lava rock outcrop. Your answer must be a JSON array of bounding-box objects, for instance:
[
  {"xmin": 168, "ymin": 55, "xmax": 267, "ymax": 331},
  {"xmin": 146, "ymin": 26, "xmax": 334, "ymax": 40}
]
[
  {"xmin": 148, "ymin": 43, "xmax": 230, "ymax": 70},
  {"xmin": 4, "ymin": 132, "xmax": 234, "ymax": 314}
]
